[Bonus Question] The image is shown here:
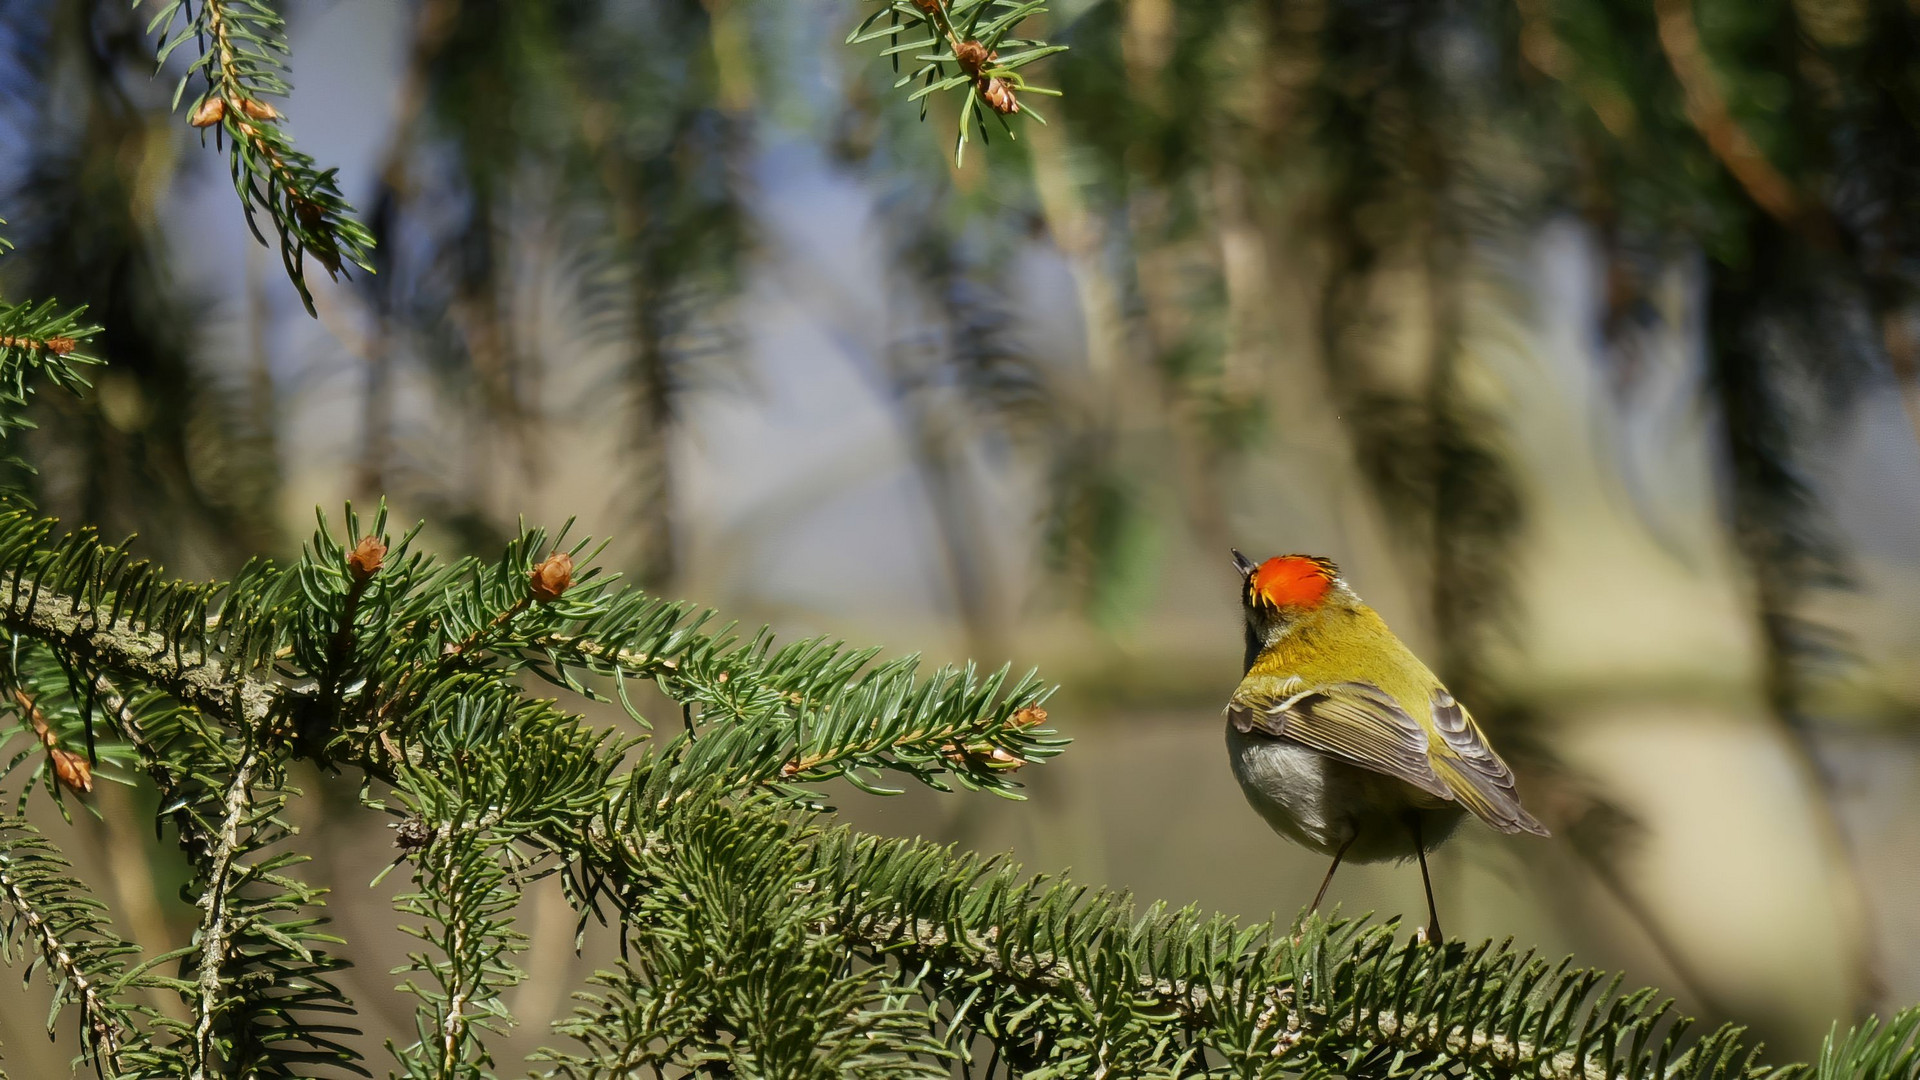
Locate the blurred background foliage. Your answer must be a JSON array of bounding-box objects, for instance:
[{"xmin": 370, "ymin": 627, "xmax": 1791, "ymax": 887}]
[{"xmin": 2, "ymin": 0, "xmax": 1918, "ymax": 1069}]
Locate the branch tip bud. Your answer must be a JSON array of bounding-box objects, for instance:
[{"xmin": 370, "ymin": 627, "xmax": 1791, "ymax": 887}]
[
  {"xmin": 978, "ymin": 76, "xmax": 1020, "ymax": 115},
  {"xmin": 347, "ymin": 535, "xmax": 386, "ymax": 581},
  {"xmin": 954, "ymin": 40, "xmax": 996, "ymax": 76},
  {"xmin": 529, "ymin": 552, "xmax": 575, "ymax": 602},
  {"xmin": 189, "ymin": 97, "xmax": 226, "ymax": 128},
  {"xmin": 50, "ymin": 747, "xmax": 93, "ymax": 794},
  {"xmin": 1011, "ymin": 705, "xmax": 1048, "ymax": 728}
]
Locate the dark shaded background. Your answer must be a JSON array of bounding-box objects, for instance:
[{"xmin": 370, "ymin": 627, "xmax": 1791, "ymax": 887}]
[{"xmin": 2, "ymin": 0, "xmax": 1918, "ymax": 1072}]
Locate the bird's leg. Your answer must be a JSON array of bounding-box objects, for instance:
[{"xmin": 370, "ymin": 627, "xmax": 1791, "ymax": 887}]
[
  {"xmin": 1410, "ymin": 815, "xmax": 1443, "ymax": 944},
  {"xmin": 1310, "ymin": 833, "xmax": 1357, "ymax": 913}
]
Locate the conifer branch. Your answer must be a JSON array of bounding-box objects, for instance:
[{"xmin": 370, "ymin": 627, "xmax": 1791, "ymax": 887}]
[
  {"xmin": 847, "ymin": 911, "xmax": 1652, "ymax": 1080},
  {"xmin": 847, "ymin": 0, "xmax": 1066, "ymax": 164},
  {"xmin": 0, "ymin": 572, "xmax": 273, "ymax": 731},
  {"xmin": 0, "ymin": 819, "xmax": 143, "ymax": 1076},
  {"xmin": 137, "ymin": 0, "xmax": 376, "ymax": 313},
  {"xmin": 90, "ymin": 673, "xmax": 213, "ymax": 860},
  {"xmin": 187, "ymin": 746, "xmax": 260, "ymax": 1080},
  {"xmin": 384, "ymin": 784, "xmax": 528, "ymax": 1080},
  {"xmin": 170, "ymin": 737, "xmax": 359, "ymax": 1078},
  {"xmin": 0, "ymin": 299, "xmax": 100, "ymax": 448},
  {"xmin": 1650, "ymin": 0, "xmax": 1812, "ymax": 234},
  {"xmin": 0, "ymin": 513, "xmax": 1911, "ymax": 1080}
]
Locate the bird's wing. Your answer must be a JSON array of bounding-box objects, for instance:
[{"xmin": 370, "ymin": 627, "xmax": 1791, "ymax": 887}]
[
  {"xmin": 1424, "ymin": 690, "xmax": 1550, "ymax": 836},
  {"xmin": 1227, "ymin": 681, "xmax": 1455, "ymax": 802}
]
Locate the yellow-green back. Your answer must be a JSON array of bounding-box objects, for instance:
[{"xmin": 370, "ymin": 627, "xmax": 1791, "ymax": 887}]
[{"xmin": 1232, "ymin": 596, "xmax": 1548, "ymax": 836}]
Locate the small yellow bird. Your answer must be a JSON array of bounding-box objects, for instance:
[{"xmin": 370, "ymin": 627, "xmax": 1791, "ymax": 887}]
[{"xmin": 1226, "ymin": 550, "xmax": 1548, "ymax": 941}]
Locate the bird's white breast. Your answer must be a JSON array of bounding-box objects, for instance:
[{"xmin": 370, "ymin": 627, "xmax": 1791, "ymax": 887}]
[
  {"xmin": 1225, "ymin": 720, "xmax": 1464, "ymax": 863},
  {"xmin": 1226, "ymin": 723, "xmax": 1346, "ymax": 855}
]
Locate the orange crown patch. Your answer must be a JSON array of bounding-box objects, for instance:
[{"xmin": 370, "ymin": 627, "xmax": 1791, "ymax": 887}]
[{"xmin": 1250, "ymin": 555, "xmax": 1338, "ymax": 610}]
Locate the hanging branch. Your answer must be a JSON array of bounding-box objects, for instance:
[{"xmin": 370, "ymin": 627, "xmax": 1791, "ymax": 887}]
[
  {"xmin": 847, "ymin": 0, "xmax": 1066, "ymax": 165},
  {"xmin": 1650, "ymin": 0, "xmax": 1819, "ymax": 238},
  {"xmin": 138, "ymin": 0, "xmax": 376, "ymax": 313}
]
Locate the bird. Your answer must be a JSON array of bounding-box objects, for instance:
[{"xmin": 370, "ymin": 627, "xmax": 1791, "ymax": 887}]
[{"xmin": 1224, "ymin": 549, "xmax": 1548, "ymax": 942}]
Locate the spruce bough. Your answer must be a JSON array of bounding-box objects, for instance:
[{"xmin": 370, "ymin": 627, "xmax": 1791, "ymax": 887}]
[{"xmin": 0, "ymin": 350, "xmax": 1913, "ymax": 1076}]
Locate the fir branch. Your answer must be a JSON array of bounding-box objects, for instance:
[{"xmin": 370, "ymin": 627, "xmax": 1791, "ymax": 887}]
[
  {"xmin": 382, "ymin": 776, "xmax": 529, "ymax": 1080},
  {"xmin": 847, "ymin": 0, "xmax": 1067, "ymax": 165},
  {"xmin": 532, "ymin": 607, "xmax": 1061, "ymax": 800},
  {"xmin": 89, "ymin": 673, "xmax": 208, "ymax": 854},
  {"xmin": 0, "ymin": 817, "xmax": 146, "ymax": 1076},
  {"xmin": 540, "ymin": 799, "xmax": 950, "ymax": 1079},
  {"xmin": 594, "ymin": 800, "xmax": 1775, "ymax": 1080},
  {"xmin": 0, "ymin": 296, "xmax": 101, "ymax": 446},
  {"xmin": 137, "ymin": 0, "xmax": 376, "ymax": 314},
  {"xmin": 0, "ymin": 504, "xmax": 1061, "ymax": 805},
  {"xmin": 0, "ymin": 566, "xmax": 274, "ymax": 731},
  {"xmin": 172, "ymin": 741, "xmax": 362, "ymax": 1079},
  {"xmin": 1, "ymin": 506, "xmax": 1914, "ymax": 1080},
  {"xmin": 186, "ymin": 745, "xmax": 260, "ymax": 1080},
  {"xmin": 1815, "ymin": 1008, "xmax": 1920, "ymax": 1080}
]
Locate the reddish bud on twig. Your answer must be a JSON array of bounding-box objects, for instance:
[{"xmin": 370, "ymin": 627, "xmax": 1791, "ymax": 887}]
[
  {"xmin": 347, "ymin": 535, "xmax": 387, "ymax": 581},
  {"xmin": 50, "ymin": 747, "xmax": 93, "ymax": 794},
  {"xmin": 953, "ymin": 39, "xmax": 996, "ymax": 76},
  {"xmin": 529, "ymin": 552, "xmax": 575, "ymax": 602},
  {"xmin": 1, "ymin": 335, "xmax": 76, "ymax": 354},
  {"xmin": 190, "ymin": 97, "xmax": 226, "ymax": 128},
  {"xmin": 1011, "ymin": 705, "xmax": 1048, "ymax": 729},
  {"xmin": 978, "ymin": 76, "xmax": 1020, "ymax": 115},
  {"xmin": 238, "ymin": 98, "xmax": 280, "ymax": 121}
]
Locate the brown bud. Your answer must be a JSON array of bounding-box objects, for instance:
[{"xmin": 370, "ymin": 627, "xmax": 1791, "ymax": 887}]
[
  {"xmin": 978, "ymin": 76, "xmax": 1019, "ymax": 115},
  {"xmin": 189, "ymin": 97, "xmax": 226, "ymax": 128},
  {"xmin": 910, "ymin": 0, "xmax": 940, "ymax": 11},
  {"xmin": 43, "ymin": 337, "xmax": 77, "ymax": 356},
  {"xmin": 1010, "ymin": 705, "xmax": 1048, "ymax": 729},
  {"xmin": 238, "ymin": 97, "xmax": 280, "ymax": 121},
  {"xmin": 953, "ymin": 39, "xmax": 996, "ymax": 76},
  {"xmin": 49, "ymin": 748, "xmax": 93, "ymax": 794},
  {"xmin": 347, "ymin": 535, "xmax": 387, "ymax": 581},
  {"xmin": 529, "ymin": 552, "xmax": 575, "ymax": 601},
  {"xmin": 393, "ymin": 817, "xmax": 432, "ymax": 853}
]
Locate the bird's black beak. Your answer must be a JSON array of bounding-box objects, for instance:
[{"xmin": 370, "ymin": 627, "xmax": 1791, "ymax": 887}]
[{"xmin": 1230, "ymin": 549, "xmax": 1258, "ymax": 579}]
